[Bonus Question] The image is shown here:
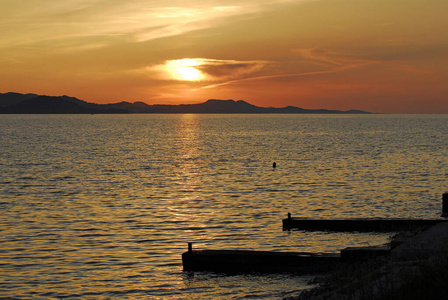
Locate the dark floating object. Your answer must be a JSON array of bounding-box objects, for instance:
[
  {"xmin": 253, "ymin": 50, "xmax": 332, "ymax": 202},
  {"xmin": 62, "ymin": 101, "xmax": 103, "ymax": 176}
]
[{"xmin": 273, "ymin": 162, "xmax": 276, "ymax": 168}]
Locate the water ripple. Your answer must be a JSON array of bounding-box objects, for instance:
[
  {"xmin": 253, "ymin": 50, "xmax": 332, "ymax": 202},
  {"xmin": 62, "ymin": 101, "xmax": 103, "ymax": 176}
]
[{"xmin": 0, "ymin": 114, "xmax": 447, "ymax": 299}]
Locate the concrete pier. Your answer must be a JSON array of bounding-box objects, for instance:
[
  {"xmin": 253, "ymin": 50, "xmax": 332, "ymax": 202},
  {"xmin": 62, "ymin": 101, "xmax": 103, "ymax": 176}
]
[
  {"xmin": 182, "ymin": 245, "xmax": 339, "ymax": 273},
  {"xmin": 442, "ymin": 192, "xmax": 448, "ymax": 217},
  {"xmin": 283, "ymin": 216, "xmax": 448, "ymax": 232},
  {"xmin": 285, "ymin": 194, "xmax": 448, "ymax": 231},
  {"xmin": 183, "ymin": 195, "xmax": 448, "ymax": 274},
  {"xmin": 181, "ymin": 244, "xmax": 394, "ymax": 273}
]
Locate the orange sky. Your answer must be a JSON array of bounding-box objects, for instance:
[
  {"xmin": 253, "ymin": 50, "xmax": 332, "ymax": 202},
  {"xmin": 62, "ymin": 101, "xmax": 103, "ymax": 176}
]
[{"xmin": 1, "ymin": 0, "xmax": 447, "ymax": 113}]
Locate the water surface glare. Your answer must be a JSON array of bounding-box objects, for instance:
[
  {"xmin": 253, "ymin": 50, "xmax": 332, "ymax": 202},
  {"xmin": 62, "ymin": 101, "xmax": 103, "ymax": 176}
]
[{"xmin": 1, "ymin": 114, "xmax": 447, "ymax": 299}]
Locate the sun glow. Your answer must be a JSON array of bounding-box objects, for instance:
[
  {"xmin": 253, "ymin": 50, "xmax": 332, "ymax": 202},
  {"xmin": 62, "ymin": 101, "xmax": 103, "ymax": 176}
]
[{"xmin": 166, "ymin": 59, "xmax": 205, "ymax": 81}]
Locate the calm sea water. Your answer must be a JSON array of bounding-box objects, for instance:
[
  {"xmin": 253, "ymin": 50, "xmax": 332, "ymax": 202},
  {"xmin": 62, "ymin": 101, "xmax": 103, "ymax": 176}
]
[{"xmin": 1, "ymin": 114, "xmax": 447, "ymax": 299}]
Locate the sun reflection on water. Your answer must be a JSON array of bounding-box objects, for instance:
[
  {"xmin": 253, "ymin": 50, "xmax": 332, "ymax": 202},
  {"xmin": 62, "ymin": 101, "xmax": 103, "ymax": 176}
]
[{"xmin": 167, "ymin": 114, "xmax": 211, "ymax": 243}]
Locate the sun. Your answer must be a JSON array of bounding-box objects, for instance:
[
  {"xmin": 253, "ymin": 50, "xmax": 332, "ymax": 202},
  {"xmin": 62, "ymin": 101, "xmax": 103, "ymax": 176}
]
[
  {"xmin": 176, "ymin": 66, "xmax": 203, "ymax": 81},
  {"xmin": 166, "ymin": 59, "xmax": 205, "ymax": 81}
]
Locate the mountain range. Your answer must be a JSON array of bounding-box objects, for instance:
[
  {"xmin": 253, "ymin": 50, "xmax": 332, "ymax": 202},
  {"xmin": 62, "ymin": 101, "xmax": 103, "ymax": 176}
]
[{"xmin": 0, "ymin": 92, "xmax": 370, "ymax": 114}]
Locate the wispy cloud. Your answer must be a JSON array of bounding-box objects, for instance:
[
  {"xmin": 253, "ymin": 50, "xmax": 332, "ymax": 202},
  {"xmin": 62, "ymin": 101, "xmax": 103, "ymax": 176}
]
[
  {"xmin": 149, "ymin": 58, "xmax": 273, "ymax": 82},
  {"xmin": 199, "ymin": 49, "xmax": 381, "ymax": 89},
  {"xmin": 0, "ymin": 0, "xmax": 312, "ymax": 50},
  {"xmin": 146, "ymin": 49, "xmax": 379, "ymax": 92},
  {"xmin": 196, "ymin": 59, "xmax": 272, "ymax": 80},
  {"xmin": 295, "ymin": 48, "xmax": 380, "ymax": 68}
]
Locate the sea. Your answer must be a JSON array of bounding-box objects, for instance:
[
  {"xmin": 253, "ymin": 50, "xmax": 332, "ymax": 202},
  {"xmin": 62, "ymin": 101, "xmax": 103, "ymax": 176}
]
[{"xmin": 1, "ymin": 114, "xmax": 447, "ymax": 299}]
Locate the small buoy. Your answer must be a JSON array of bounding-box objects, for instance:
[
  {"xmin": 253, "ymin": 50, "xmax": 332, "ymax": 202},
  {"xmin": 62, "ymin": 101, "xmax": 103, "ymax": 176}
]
[{"xmin": 273, "ymin": 162, "xmax": 276, "ymax": 168}]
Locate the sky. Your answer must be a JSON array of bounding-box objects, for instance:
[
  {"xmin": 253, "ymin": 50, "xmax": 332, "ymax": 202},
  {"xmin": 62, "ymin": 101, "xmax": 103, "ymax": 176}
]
[{"xmin": 0, "ymin": 0, "xmax": 447, "ymax": 113}]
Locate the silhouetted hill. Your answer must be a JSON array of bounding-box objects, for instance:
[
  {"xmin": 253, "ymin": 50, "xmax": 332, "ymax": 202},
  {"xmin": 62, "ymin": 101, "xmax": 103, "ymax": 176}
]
[
  {"xmin": 0, "ymin": 92, "xmax": 371, "ymax": 114},
  {"xmin": 105, "ymin": 101, "xmax": 152, "ymax": 113},
  {"xmin": 0, "ymin": 92, "xmax": 38, "ymax": 107},
  {"xmin": 144, "ymin": 99, "xmax": 370, "ymax": 114},
  {"xmin": 0, "ymin": 95, "xmax": 127, "ymax": 114},
  {"xmin": 143, "ymin": 99, "xmax": 265, "ymax": 113},
  {"xmin": 7, "ymin": 96, "xmax": 95, "ymax": 114}
]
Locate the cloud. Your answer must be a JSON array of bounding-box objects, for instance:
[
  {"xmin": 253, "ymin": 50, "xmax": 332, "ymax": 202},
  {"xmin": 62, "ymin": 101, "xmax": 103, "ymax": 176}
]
[
  {"xmin": 196, "ymin": 59, "xmax": 272, "ymax": 80},
  {"xmin": 149, "ymin": 58, "xmax": 273, "ymax": 82},
  {"xmin": 295, "ymin": 48, "xmax": 380, "ymax": 68},
  {"xmin": 0, "ymin": 0, "xmax": 312, "ymax": 50},
  {"xmin": 197, "ymin": 49, "xmax": 382, "ymax": 89}
]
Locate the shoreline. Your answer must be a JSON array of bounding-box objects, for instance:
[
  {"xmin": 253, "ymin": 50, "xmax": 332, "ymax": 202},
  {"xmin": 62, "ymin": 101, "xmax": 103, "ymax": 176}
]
[{"xmin": 293, "ymin": 222, "xmax": 448, "ymax": 300}]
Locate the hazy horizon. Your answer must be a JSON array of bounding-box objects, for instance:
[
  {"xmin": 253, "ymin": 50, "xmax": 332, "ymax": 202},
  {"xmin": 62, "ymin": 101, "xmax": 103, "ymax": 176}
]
[{"xmin": 1, "ymin": 92, "xmax": 372, "ymax": 112}]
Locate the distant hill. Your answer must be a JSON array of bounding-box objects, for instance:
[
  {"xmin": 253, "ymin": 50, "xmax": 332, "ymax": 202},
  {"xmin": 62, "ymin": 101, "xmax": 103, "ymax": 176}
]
[
  {"xmin": 0, "ymin": 94, "xmax": 127, "ymax": 114},
  {"xmin": 0, "ymin": 92, "xmax": 39, "ymax": 107},
  {"xmin": 0, "ymin": 92, "xmax": 371, "ymax": 114}
]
